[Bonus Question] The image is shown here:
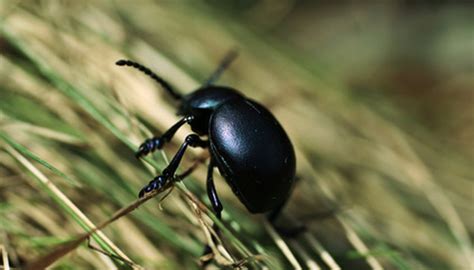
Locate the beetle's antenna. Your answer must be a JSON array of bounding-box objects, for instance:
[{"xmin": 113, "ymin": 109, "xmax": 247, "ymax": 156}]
[
  {"xmin": 116, "ymin": 59, "xmax": 182, "ymax": 100},
  {"xmin": 204, "ymin": 49, "xmax": 239, "ymax": 86}
]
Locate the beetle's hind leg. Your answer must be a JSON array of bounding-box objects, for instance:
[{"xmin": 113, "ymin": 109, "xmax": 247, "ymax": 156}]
[
  {"xmin": 267, "ymin": 175, "xmax": 339, "ymax": 237},
  {"xmin": 138, "ymin": 133, "xmax": 207, "ymax": 197},
  {"xmin": 267, "ymin": 202, "xmax": 306, "ymax": 238},
  {"xmin": 201, "ymin": 161, "xmax": 224, "ymax": 264},
  {"xmin": 136, "ymin": 116, "xmax": 194, "ymax": 158}
]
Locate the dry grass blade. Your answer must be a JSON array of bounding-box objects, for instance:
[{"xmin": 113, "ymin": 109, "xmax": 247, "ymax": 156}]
[
  {"xmin": 3, "ymin": 144, "xmax": 133, "ymax": 268},
  {"xmin": 338, "ymin": 218, "xmax": 384, "ymax": 270},
  {"xmin": 304, "ymin": 233, "xmax": 341, "ymax": 270},
  {"xmin": 24, "ymin": 237, "xmax": 87, "ymax": 270},
  {"xmin": 289, "ymin": 240, "xmax": 321, "ymax": 270},
  {"xmin": 175, "ymin": 182, "xmax": 255, "ymax": 259},
  {"xmin": 263, "ymin": 220, "xmax": 302, "ymax": 270},
  {"xmin": 1, "ymin": 245, "xmax": 11, "ymax": 270},
  {"xmin": 24, "ymin": 186, "xmax": 168, "ymax": 270}
]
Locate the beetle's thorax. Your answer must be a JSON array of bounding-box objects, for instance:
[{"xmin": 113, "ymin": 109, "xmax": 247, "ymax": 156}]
[{"xmin": 178, "ymin": 86, "xmax": 242, "ymax": 135}]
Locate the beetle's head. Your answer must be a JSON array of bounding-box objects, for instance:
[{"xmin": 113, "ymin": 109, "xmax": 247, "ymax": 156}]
[{"xmin": 177, "ymin": 86, "xmax": 242, "ymax": 135}]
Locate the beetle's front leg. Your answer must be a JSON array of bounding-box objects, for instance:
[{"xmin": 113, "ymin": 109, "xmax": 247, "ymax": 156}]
[
  {"xmin": 138, "ymin": 175, "xmax": 167, "ymax": 198},
  {"xmin": 136, "ymin": 116, "xmax": 194, "ymax": 158},
  {"xmin": 138, "ymin": 133, "xmax": 208, "ymax": 197}
]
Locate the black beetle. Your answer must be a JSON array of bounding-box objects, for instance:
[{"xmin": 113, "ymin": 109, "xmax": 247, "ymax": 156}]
[{"xmin": 116, "ymin": 51, "xmax": 296, "ymax": 251}]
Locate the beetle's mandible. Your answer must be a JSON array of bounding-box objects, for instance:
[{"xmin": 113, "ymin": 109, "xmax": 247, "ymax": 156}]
[{"xmin": 116, "ymin": 50, "xmax": 297, "ymax": 257}]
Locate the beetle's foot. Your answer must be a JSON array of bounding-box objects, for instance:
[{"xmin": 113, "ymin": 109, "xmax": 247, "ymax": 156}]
[
  {"xmin": 273, "ymin": 224, "xmax": 306, "ymax": 238},
  {"xmin": 138, "ymin": 175, "xmax": 166, "ymax": 197},
  {"xmin": 135, "ymin": 137, "xmax": 164, "ymax": 158}
]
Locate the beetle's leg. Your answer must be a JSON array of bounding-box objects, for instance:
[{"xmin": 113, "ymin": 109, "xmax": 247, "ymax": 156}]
[
  {"xmin": 206, "ymin": 161, "xmax": 223, "ymax": 219},
  {"xmin": 201, "ymin": 161, "xmax": 224, "ymax": 263},
  {"xmin": 138, "ymin": 175, "xmax": 167, "ymax": 198},
  {"xmin": 138, "ymin": 134, "xmax": 208, "ymax": 197},
  {"xmin": 267, "ymin": 202, "xmax": 285, "ymax": 224},
  {"xmin": 136, "ymin": 115, "xmax": 194, "ymax": 158},
  {"xmin": 204, "ymin": 50, "xmax": 238, "ymax": 86},
  {"xmin": 173, "ymin": 153, "xmax": 209, "ymax": 181},
  {"xmin": 267, "ymin": 202, "xmax": 306, "ymax": 238}
]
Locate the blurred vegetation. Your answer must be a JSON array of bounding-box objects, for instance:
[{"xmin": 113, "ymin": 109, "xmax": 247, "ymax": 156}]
[{"xmin": 0, "ymin": 1, "xmax": 472, "ymax": 269}]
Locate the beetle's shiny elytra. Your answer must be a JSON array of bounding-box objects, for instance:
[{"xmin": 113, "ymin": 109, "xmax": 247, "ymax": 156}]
[{"xmin": 116, "ymin": 51, "xmax": 296, "ymax": 257}]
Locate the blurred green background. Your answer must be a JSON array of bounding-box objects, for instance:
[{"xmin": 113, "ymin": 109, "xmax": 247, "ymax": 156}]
[{"xmin": 0, "ymin": 1, "xmax": 472, "ymax": 269}]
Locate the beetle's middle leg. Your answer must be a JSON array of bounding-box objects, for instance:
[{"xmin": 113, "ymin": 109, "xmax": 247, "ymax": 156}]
[
  {"xmin": 138, "ymin": 133, "xmax": 207, "ymax": 197},
  {"xmin": 205, "ymin": 160, "xmax": 223, "ymax": 219},
  {"xmin": 201, "ymin": 160, "xmax": 224, "ymax": 264},
  {"xmin": 136, "ymin": 115, "xmax": 194, "ymax": 158}
]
